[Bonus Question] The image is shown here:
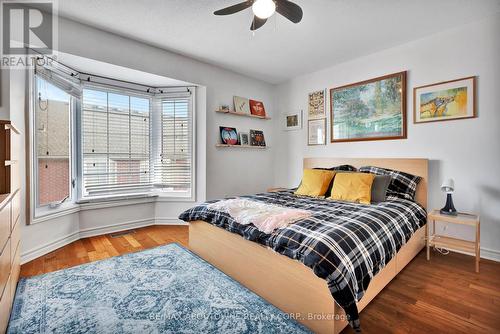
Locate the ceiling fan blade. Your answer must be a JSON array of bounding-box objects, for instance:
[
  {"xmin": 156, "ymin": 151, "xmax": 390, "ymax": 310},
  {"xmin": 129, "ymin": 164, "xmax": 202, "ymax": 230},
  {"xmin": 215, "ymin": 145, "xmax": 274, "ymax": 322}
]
[
  {"xmin": 276, "ymin": 0, "xmax": 303, "ymax": 23},
  {"xmin": 250, "ymin": 16, "xmax": 267, "ymax": 31},
  {"xmin": 214, "ymin": 1, "xmax": 253, "ymax": 15}
]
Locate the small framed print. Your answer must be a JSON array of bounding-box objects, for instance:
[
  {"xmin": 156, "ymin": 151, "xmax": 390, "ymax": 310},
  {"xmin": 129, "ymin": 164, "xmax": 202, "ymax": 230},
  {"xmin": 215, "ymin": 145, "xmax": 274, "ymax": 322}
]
[
  {"xmin": 233, "ymin": 96, "xmax": 250, "ymax": 114},
  {"xmin": 308, "ymin": 119, "xmax": 326, "ymax": 145},
  {"xmin": 249, "ymin": 129, "xmax": 266, "ymax": 146},
  {"xmin": 308, "ymin": 90, "xmax": 326, "ymax": 119},
  {"xmin": 284, "ymin": 110, "xmax": 302, "ymax": 131},
  {"xmin": 239, "ymin": 132, "xmax": 249, "ymax": 146},
  {"xmin": 413, "ymin": 76, "xmax": 476, "ymax": 123}
]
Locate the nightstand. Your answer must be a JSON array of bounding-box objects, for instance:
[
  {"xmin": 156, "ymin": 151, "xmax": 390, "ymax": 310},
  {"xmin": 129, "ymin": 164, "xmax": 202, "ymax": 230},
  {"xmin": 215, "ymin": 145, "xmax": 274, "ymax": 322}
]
[{"xmin": 427, "ymin": 210, "xmax": 480, "ymax": 272}]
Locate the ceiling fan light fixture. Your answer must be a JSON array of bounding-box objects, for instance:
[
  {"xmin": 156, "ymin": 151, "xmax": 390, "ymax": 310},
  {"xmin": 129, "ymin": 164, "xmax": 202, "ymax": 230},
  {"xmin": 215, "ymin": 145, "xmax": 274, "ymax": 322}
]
[{"xmin": 252, "ymin": 0, "xmax": 276, "ymax": 19}]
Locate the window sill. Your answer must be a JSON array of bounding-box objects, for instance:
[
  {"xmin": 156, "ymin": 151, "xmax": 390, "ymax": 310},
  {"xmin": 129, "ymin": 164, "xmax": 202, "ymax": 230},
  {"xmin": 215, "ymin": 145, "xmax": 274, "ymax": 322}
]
[
  {"xmin": 31, "ymin": 192, "xmax": 196, "ymax": 224},
  {"xmin": 78, "ymin": 194, "xmax": 158, "ymax": 211},
  {"xmin": 33, "ymin": 203, "xmax": 81, "ymax": 224}
]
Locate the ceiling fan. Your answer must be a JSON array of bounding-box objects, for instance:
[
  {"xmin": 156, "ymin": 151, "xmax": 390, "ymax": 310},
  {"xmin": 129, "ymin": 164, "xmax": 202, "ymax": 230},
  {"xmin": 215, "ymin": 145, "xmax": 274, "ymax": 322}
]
[{"xmin": 214, "ymin": 0, "xmax": 303, "ymax": 31}]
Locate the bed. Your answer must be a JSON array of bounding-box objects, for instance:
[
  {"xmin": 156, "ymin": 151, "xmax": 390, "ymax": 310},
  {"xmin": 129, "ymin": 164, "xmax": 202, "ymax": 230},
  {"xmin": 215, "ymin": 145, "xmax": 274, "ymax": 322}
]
[{"xmin": 181, "ymin": 158, "xmax": 428, "ymax": 334}]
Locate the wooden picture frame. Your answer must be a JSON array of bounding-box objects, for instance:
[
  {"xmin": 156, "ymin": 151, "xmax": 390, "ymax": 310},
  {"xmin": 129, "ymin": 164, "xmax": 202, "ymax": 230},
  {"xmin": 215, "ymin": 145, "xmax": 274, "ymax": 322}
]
[
  {"xmin": 330, "ymin": 71, "xmax": 407, "ymax": 143},
  {"xmin": 308, "ymin": 119, "xmax": 326, "ymax": 146},
  {"xmin": 413, "ymin": 76, "xmax": 476, "ymax": 124}
]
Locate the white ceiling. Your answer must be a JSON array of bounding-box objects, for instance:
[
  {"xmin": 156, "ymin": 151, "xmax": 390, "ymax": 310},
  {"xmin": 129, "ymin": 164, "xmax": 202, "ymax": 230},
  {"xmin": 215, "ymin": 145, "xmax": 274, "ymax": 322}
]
[{"xmin": 58, "ymin": 0, "xmax": 500, "ymax": 84}]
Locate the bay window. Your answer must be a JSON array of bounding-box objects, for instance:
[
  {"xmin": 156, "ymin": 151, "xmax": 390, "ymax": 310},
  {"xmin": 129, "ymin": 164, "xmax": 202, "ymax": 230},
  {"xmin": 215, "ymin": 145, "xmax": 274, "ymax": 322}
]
[{"xmin": 29, "ymin": 60, "xmax": 195, "ymax": 221}]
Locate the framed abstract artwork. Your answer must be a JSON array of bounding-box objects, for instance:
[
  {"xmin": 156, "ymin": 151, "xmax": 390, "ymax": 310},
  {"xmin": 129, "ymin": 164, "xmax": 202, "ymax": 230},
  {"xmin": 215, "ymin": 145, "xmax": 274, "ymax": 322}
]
[
  {"xmin": 413, "ymin": 76, "xmax": 476, "ymax": 124},
  {"xmin": 330, "ymin": 71, "xmax": 407, "ymax": 143},
  {"xmin": 219, "ymin": 126, "xmax": 239, "ymax": 145},
  {"xmin": 308, "ymin": 119, "xmax": 326, "ymax": 146},
  {"xmin": 308, "ymin": 90, "xmax": 326, "ymax": 119}
]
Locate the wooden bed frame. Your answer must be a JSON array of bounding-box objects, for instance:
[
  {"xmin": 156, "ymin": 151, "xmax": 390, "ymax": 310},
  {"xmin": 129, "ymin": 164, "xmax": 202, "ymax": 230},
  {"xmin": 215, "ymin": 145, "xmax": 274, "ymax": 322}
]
[{"xmin": 190, "ymin": 158, "xmax": 428, "ymax": 334}]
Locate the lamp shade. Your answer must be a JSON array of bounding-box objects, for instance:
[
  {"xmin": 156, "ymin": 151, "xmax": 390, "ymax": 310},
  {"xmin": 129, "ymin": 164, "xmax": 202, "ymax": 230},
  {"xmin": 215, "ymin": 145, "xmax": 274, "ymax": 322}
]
[{"xmin": 441, "ymin": 178, "xmax": 455, "ymax": 193}]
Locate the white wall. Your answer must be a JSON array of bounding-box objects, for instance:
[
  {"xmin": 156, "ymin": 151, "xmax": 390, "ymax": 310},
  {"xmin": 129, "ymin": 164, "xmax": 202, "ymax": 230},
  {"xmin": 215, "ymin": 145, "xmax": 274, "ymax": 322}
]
[
  {"xmin": 0, "ymin": 69, "xmax": 9, "ymax": 119},
  {"xmin": 4, "ymin": 16, "xmax": 276, "ymax": 262},
  {"xmin": 273, "ymin": 14, "xmax": 500, "ymax": 260}
]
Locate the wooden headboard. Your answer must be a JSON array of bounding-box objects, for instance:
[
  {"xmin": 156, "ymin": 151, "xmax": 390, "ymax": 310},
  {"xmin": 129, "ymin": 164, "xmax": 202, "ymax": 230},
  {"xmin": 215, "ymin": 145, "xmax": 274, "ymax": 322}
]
[{"xmin": 303, "ymin": 158, "xmax": 428, "ymax": 209}]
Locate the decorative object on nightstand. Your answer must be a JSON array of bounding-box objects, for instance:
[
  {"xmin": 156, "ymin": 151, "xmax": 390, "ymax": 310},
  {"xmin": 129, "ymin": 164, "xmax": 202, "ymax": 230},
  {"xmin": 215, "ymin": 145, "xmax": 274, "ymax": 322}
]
[
  {"xmin": 440, "ymin": 178, "xmax": 457, "ymax": 215},
  {"xmin": 427, "ymin": 210, "xmax": 480, "ymax": 272}
]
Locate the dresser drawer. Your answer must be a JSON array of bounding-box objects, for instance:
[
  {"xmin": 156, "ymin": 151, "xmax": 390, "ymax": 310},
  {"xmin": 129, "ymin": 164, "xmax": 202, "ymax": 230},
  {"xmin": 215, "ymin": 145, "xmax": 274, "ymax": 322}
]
[
  {"xmin": 11, "ymin": 191, "xmax": 20, "ymax": 230},
  {"xmin": 11, "ymin": 242, "xmax": 20, "ymax": 300},
  {"xmin": 10, "ymin": 220, "xmax": 20, "ymax": 264},
  {"xmin": 0, "ymin": 239, "xmax": 11, "ymax": 301},
  {"xmin": 0, "ymin": 274, "xmax": 12, "ymax": 334},
  {"xmin": 8, "ymin": 125, "xmax": 21, "ymax": 162},
  {"xmin": 9, "ymin": 162, "xmax": 20, "ymax": 195},
  {"xmin": 0, "ymin": 202, "xmax": 10, "ymax": 252}
]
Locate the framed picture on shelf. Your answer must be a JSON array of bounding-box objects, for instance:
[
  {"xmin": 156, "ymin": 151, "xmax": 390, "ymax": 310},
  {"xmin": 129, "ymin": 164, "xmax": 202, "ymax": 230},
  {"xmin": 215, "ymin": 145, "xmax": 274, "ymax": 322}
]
[
  {"xmin": 284, "ymin": 110, "xmax": 302, "ymax": 131},
  {"xmin": 233, "ymin": 96, "xmax": 250, "ymax": 114},
  {"xmin": 308, "ymin": 90, "xmax": 326, "ymax": 119},
  {"xmin": 330, "ymin": 71, "xmax": 406, "ymax": 143},
  {"xmin": 308, "ymin": 119, "xmax": 326, "ymax": 145},
  {"xmin": 219, "ymin": 126, "xmax": 239, "ymax": 145},
  {"xmin": 249, "ymin": 99, "xmax": 266, "ymax": 117},
  {"xmin": 249, "ymin": 130, "xmax": 266, "ymax": 146},
  {"xmin": 413, "ymin": 76, "xmax": 476, "ymax": 124},
  {"xmin": 239, "ymin": 132, "xmax": 249, "ymax": 146}
]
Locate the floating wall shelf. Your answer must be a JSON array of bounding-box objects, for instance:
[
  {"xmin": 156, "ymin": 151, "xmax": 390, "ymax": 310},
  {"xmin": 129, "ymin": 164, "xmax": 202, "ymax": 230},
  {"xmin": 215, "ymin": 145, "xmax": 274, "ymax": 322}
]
[
  {"xmin": 215, "ymin": 144, "xmax": 267, "ymax": 149},
  {"xmin": 215, "ymin": 109, "xmax": 271, "ymax": 120}
]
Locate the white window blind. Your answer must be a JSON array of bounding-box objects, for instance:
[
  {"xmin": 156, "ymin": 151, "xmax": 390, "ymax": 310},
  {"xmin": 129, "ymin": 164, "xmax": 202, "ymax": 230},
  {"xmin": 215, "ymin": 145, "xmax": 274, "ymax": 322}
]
[
  {"xmin": 154, "ymin": 93, "xmax": 193, "ymax": 197},
  {"xmin": 82, "ymin": 87, "xmax": 151, "ymax": 196}
]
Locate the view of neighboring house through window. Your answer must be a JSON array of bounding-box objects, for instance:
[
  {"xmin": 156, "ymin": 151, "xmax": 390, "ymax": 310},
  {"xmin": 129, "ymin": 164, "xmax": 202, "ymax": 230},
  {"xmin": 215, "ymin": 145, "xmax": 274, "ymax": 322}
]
[
  {"xmin": 156, "ymin": 96, "xmax": 192, "ymax": 197},
  {"xmin": 82, "ymin": 88, "xmax": 151, "ymax": 197},
  {"xmin": 35, "ymin": 77, "xmax": 72, "ymax": 206}
]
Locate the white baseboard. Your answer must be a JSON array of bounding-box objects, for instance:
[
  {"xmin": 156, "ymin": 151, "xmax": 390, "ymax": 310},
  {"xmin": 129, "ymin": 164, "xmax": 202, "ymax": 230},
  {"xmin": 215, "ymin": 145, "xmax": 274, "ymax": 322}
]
[
  {"xmin": 478, "ymin": 247, "xmax": 500, "ymax": 262},
  {"xmin": 432, "ymin": 246, "xmax": 500, "ymax": 263},
  {"xmin": 21, "ymin": 217, "xmax": 187, "ymax": 264},
  {"xmin": 21, "ymin": 231, "xmax": 81, "ymax": 265},
  {"xmin": 79, "ymin": 218, "xmax": 155, "ymax": 239},
  {"xmin": 155, "ymin": 217, "xmax": 188, "ymax": 225}
]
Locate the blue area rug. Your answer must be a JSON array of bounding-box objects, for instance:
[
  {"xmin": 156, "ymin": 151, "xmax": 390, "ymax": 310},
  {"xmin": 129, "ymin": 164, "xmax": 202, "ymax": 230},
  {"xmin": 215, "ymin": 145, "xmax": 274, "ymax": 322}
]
[{"xmin": 8, "ymin": 243, "xmax": 310, "ymax": 334}]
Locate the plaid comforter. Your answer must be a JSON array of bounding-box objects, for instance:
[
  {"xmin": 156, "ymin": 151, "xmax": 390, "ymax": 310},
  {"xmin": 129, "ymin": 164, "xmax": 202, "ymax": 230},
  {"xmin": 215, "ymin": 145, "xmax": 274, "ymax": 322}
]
[{"xmin": 179, "ymin": 190, "xmax": 427, "ymax": 331}]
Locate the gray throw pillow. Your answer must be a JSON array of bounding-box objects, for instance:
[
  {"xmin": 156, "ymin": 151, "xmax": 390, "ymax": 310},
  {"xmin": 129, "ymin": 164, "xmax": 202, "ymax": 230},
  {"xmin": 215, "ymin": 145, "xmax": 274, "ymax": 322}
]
[{"xmin": 371, "ymin": 175, "xmax": 392, "ymax": 203}]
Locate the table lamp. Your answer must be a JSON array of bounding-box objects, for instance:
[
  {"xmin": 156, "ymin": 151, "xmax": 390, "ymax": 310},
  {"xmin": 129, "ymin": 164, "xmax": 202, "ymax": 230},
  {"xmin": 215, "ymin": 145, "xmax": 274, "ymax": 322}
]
[{"xmin": 440, "ymin": 178, "xmax": 457, "ymax": 216}]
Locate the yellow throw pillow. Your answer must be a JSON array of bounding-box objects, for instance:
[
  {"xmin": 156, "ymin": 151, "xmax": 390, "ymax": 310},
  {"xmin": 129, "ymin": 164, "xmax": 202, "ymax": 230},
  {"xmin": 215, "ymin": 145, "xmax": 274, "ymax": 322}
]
[
  {"xmin": 295, "ymin": 169, "xmax": 336, "ymax": 197},
  {"xmin": 330, "ymin": 172, "xmax": 375, "ymax": 204}
]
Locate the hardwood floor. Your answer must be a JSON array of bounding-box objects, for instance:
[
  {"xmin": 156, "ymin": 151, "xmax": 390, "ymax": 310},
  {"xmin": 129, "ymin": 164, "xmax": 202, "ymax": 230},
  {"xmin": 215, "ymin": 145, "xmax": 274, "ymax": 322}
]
[
  {"xmin": 20, "ymin": 225, "xmax": 189, "ymax": 277},
  {"xmin": 20, "ymin": 226, "xmax": 500, "ymax": 333}
]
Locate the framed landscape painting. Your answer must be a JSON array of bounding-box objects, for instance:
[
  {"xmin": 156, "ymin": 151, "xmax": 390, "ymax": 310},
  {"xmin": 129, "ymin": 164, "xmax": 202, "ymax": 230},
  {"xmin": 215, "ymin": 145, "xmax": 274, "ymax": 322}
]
[
  {"xmin": 330, "ymin": 71, "xmax": 407, "ymax": 143},
  {"xmin": 413, "ymin": 76, "xmax": 476, "ymax": 124}
]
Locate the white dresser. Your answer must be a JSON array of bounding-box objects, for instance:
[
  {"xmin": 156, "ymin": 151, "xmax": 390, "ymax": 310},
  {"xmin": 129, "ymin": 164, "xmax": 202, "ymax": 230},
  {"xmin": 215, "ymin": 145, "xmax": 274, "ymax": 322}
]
[{"xmin": 0, "ymin": 121, "xmax": 22, "ymax": 334}]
